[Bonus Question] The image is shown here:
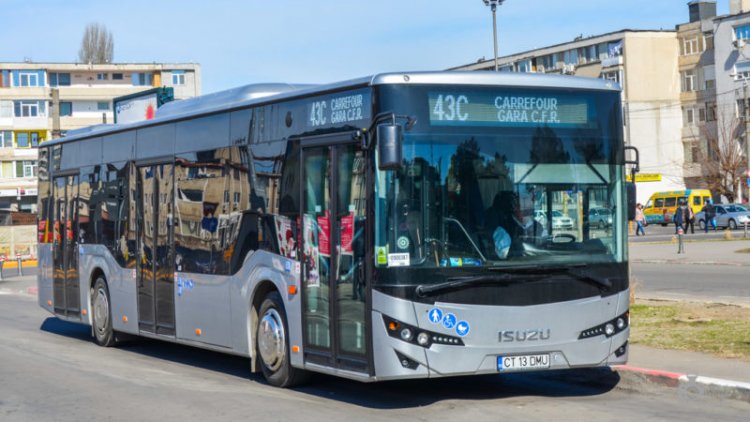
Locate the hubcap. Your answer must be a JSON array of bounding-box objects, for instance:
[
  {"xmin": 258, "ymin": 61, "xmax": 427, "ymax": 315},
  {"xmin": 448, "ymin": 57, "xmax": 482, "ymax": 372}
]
[
  {"xmin": 93, "ymin": 287, "xmax": 109, "ymax": 337},
  {"xmin": 258, "ymin": 308, "xmax": 285, "ymax": 371}
]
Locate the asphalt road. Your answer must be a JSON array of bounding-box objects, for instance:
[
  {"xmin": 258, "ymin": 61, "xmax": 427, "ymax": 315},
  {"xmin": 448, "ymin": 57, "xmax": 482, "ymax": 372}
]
[
  {"xmin": 632, "ymin": 262, "xmax": 750, "ymax": 305},
  {"xmin": 0, "ymin": 287, "xmax": 747, "ymax": 421}
]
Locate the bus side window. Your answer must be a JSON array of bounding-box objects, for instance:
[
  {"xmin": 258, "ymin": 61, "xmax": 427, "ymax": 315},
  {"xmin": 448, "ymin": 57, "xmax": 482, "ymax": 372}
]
[
  {"xmin": 665, "ymin": 197, "xmax": 676, "ymax": 207},
  {"xmin": 693, "ymin": 196, "xmax": 701, "ymax": 206},
  {"xmin": 677, "ymin": 197, "xmax": 687, "ymax": 206},
  {"xmin": 654, "ymin": 198, "xmax": 664, "ymax": 208}
]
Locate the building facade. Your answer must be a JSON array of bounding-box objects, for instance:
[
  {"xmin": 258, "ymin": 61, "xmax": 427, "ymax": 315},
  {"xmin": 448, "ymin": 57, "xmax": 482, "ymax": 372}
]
[
  {"xmin": 0, "ymin": 62, "xmax": 201, "ymax": 212},
  {"xmin": 452, "ymin": 30, "xmax": 684, "ymax": 204},
  {"xmin": 714, "ymin": 0, "xmax": 750, "ymax": 202}
]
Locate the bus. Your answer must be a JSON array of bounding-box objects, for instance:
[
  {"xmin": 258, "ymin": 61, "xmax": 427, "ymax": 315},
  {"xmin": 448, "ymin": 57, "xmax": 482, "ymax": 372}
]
[
  {"xmin": 37, "ymin": 72, "xmax": 635, "ymax": 387},
  {"xmin": 642, "ymin": 189, "xmax": 712, "ymax": 225}
]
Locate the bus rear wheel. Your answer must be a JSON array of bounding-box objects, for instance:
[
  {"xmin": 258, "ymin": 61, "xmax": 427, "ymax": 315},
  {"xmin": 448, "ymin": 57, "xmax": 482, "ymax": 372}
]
[
  {"xmin": 256, "ymin": 291, "xmax": 308, "ymax": 387},
  {"xmin": 92, "ymin": 277, "xmax": 116, "ymax": 347}
]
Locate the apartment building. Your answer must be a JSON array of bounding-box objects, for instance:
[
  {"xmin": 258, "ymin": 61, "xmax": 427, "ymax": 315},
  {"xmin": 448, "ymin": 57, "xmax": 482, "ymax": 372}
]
[
  {"xmin": 452, "ymin": 30, "xmax": 684, "ymax": 203},
  {"xmin": 677, "ymin": 1, "xmax": 718, "ymax": 189},
  {"xmin": 714, "ymin": 0, "xmax": 750, "ymax": 202},
  {"xmin": 0, "ymin": 62, "xmax": 201, "ymax": 212}
]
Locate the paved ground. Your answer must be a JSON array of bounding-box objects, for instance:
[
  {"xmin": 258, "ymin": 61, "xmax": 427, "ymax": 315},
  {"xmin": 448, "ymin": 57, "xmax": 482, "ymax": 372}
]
[
  {"xmin": 629, "ymin": 239, "xmax": 750, "ymax": 267},
  {"xmin": 632, "ymin": 263, "xmax": 750, "ymax": 306}
]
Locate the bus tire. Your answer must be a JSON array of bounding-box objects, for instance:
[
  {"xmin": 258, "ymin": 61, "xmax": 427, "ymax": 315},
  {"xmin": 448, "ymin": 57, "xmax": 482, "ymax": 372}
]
[
  {"xmin": 256, "ymin": 291, "xmax": 308, "ymax": 388},
  {"xmin": 91, "ymin": 277, "xmax": 116, "ymax": 347}
]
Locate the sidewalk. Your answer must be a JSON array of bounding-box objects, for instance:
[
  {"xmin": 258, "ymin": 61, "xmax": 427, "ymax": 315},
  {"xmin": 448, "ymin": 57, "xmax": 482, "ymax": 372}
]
[{"xmin": 629, "ymin": 238, "xmax": 750, "ymax": 266}]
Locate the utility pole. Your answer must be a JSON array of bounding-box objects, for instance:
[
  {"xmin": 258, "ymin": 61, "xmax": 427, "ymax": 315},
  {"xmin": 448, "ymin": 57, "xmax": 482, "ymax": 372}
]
[{"xmin": 482, "ymin": 0, "xmax": 506, "ymax": 71}]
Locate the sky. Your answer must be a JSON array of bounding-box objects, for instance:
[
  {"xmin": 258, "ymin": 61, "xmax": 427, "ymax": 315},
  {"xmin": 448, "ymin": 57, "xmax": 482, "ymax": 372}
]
[{"xmin": 0, "ymin": 0, "xmax": 731, "ymax": 94}]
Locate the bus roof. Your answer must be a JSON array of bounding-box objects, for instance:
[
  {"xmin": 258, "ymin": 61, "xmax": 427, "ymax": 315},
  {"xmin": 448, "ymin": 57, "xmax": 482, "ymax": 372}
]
[{"xmin": 45, "ymin": 71, "xmax": 620, "ymax": 146}]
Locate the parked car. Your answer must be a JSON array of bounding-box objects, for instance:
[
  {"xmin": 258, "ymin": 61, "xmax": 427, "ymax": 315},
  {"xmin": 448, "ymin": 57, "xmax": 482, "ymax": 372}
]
[
  {"xmin": 588, "ymin": 207, "xmax": 613, "ymax": 229},
  {"xmin": 534, "ymin": 210, "xmax": 575, "ymax": 230},
  {"xmin": 695, "ymin": 204, "xmax": 750, "ymax": 230}
]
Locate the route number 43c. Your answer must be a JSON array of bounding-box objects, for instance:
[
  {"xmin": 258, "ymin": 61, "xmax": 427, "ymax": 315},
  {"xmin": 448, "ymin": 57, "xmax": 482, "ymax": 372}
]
[{"xmin": 432, "ymin": 94, "xmax": 469, "ymax": 121}]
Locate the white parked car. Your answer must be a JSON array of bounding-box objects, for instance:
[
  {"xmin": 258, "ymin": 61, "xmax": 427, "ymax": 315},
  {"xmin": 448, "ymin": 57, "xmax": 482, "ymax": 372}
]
[{"xmin": 534, "ymin": 210, "xmax": 575, "ymax": 230}]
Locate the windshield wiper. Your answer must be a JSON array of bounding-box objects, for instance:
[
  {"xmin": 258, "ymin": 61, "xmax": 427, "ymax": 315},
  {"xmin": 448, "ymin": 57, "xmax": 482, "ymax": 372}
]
[
  {"xmin": 491, "ymin": 263, "xmax": 612, "ymax": 291},
  {"xmin": 415, "ymin": 264, "xmax": 611, "ymax": 297},
  {"xmin": 415, "ymin": 273, "xmax": 533, "ymax": 297}
]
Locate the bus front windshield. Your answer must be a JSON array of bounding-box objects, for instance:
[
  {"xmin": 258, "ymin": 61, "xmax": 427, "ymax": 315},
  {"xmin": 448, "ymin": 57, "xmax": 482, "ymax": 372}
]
[{"xmin": 374, "ymin": 129, "xmax": 626, "ymax": 273}]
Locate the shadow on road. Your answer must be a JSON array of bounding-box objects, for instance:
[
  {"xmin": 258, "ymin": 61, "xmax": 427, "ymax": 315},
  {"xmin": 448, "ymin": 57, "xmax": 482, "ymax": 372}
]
[
  {"xmin": 295, "ymin": 368, "xmax": 619, "ymax": 409},
  {"xmin": 39, "ymin": 316, "xmax": 619, "ymax": 408}
]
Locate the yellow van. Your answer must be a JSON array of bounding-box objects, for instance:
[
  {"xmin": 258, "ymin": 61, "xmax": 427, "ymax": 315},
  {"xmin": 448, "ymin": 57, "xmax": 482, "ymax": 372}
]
[{"xmin": 643, "ymin": 189, "xmax": 712, "ymax": 225}]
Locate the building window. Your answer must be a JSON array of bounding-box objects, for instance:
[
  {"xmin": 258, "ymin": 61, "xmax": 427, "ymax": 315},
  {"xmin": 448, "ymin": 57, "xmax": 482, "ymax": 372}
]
[
  {"xmin": 172, "ymin": 70, "xmax": 186, "ymax": 85},
  {"xmin": 16, "ymin": 160, "xmax": 37, "ymax": 178},
  {"xmin": 602, "ymin": 71, "xmax": 621, "ymax": 85},
  {"xmin": 18, "ymin": 72, "xmax": 40, "ymax": 87},
  {"xmin": 736, "ymin": 24, "xmax": 750, "ymax": 41},
  {"xmin": 112, "ymin": 73, "xmax": 124, "ymax": 80},
  {"xmin": 132, "ymin": 72, "xmax": 153, "ymax": 86},
  {"xmin": 0, "ymin": 131, "xmax": 12, "ymax": 148},
  {"xmin": 60, "ymin": 102, "xmax": 72, "ymax": 117},
  {"xmin": 698, "ymin": 107, "xmax": 706, "ymax": 122},
  {"xmin": 682, "ymin": 70, "xmax": 696, "ymax": 92},
  {"xmin": 97, "ymin": 101, "xmax": 109, "ymax": 111},
  {"xmin": 97, "ymin": 73, "xmax": 108, "ymax": 80},
  {"xmin": 705, "ymin": 79, "xmax": 716, "ymax": 90},
  {"xmin": 14, "ymin": 100, "xmax": 45, "ymax": 117},
  {"xmin": 706, "ymin": 102, "xmax": 717, "ymax": 121},
  {"xmin": 683, "ymin": 37, "xmax": 699, "ymax": 55},
  {"xmin": 16, "ymin": 132, "xmax": 30, "ymax": 148},
  {"xmin": 49, "ymin": 72, "xmax": 71, "ymax": 87},
  {"xmin": 685, "ymin": 107, "xmax": 695, "ymax": 125},
  {"xmin": 737, "ymin": 99, "xmax": 749, "ymax": 120}
]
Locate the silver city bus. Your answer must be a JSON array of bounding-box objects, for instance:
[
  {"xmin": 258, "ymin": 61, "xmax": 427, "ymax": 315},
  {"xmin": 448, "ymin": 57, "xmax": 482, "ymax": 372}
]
[{"xmin": 37, "ymin": 72, "xmax": 635, "ymax": 387}]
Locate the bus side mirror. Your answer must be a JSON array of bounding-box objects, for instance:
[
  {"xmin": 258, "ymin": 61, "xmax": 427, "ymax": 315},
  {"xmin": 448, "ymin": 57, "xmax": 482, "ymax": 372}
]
[
  {"xmin": 626, "ymin": 182, "xmax": 637, "ymax": 221},
  {"xmin": 377, "ymin": 123, "xmax": 403, "ymax": 170}
]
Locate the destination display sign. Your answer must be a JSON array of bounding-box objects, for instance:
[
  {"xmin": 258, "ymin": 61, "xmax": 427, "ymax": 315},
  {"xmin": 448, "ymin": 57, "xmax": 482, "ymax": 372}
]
[
  {"xmin": 306, "ymin": 89, "xmax": 371, "ymax": 130},
  {"xmin": 428, "ymin": 91, "xmax": 594, "ymax": 128}
]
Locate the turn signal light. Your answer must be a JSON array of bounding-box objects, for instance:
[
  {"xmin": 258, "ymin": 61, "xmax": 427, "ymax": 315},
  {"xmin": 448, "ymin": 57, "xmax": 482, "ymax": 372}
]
[
  {"xmin": 288, "ymin": 285, "xmax": 297, "ymax": 295},
  {"xmin": 388, "ymin": 321, "xmax": 400, "ymax": 331},
  {"xmin": 47, "ymin": 300, "xmax": 52, "ymax": 306},
  {"xmin": 81, "ymin": 309, "xmax": 88, "ymax": 316},
  {"xmin": 122, "ymin": 315, "xmax": 128, "ymax": 323},
  {"xmin": 292, "ymin": 345, "xmax": 300, "ymax": 353},
  {"xmin": 195, "ymin": 328, "xmax": 202, "ymax": 337}
]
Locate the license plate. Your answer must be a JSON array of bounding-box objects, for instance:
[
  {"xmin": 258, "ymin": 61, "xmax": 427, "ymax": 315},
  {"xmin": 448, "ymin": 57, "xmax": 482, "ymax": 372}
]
[{"xmin": 497, "ymin": 354, "xmax": 550, "ymax": 371}]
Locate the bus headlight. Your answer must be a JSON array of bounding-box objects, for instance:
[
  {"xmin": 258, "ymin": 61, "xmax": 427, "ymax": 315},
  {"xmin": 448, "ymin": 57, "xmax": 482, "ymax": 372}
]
[
  {"xmin": 579, "ymin": 311, "xmax": 629, "ymax": 339},
  {"xmin": 383, "ymin": 315, "xmax": 464, "ymax": 348}
]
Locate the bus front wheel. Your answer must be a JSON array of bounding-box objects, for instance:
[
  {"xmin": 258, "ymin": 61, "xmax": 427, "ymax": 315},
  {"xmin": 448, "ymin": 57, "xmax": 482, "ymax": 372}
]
[
  {"xmin": 91, "ymin": 277, "xmax": 116, "ymax": 347},
  {"xmin": 256, "ymin": 291, "xmax": 308, "ymax": 387}
]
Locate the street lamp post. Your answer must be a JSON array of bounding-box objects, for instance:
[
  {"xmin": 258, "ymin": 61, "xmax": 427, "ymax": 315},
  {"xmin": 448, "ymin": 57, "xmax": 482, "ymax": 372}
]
[{"xmin": 482, "ymin": 0, "xmax": 505, "ymax": 72}]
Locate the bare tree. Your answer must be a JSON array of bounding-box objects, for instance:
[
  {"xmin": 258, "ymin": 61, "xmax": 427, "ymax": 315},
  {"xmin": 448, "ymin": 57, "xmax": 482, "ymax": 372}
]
[
  {"xmin": 78, "ymin": 23, "xmax": 114, "ymax": 64},
  {"xmin": 690, "ymin": 106, "xmax": 748, "ymax": 202}
]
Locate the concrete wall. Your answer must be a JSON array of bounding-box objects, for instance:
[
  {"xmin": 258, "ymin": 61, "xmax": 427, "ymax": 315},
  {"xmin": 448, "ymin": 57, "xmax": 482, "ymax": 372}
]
[{"xmin": 623, "ymin": 33, "xmax": 686, "ymax": 203}]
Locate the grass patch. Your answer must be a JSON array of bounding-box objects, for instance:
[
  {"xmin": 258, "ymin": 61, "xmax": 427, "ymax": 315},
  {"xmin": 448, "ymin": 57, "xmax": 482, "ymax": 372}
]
[
  {"xmin": 630, "ymin": 301, "xmax": 750, "ymax": 361},
  {"xmin": 736, "ymin": 248, "xmax": 750, "ymax": 253}
]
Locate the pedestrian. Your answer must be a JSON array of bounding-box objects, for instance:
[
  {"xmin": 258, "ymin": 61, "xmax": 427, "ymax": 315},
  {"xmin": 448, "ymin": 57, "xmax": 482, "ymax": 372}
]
[
  {"xmin": 702, "ymin": 199, "xmax": 716, "ymax": 232},
  {"xmin": 685, "ymin": 204, "xmax": 695, "ymax": 234},
  {"xmin": 673, "ymin": 205, "xmax": 685, "ymax": 234},
  {"xmin": 635, "ymin": 203, "xmax": 646, "ymax": 236}
]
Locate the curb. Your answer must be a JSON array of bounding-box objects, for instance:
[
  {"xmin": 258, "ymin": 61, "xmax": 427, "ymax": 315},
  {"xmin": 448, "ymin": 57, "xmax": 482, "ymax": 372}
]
[
  {"xmin": 633, "ymin": 259, "xmax": 750, "ymax": 267},
  {"xmin": 613, "ymin": 365, "xmax": 750, "ymax": 404}
]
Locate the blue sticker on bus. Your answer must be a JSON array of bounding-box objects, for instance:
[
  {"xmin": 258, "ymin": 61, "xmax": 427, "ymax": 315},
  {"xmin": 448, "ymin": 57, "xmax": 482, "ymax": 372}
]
[
  {"xmin": 462, "ymin": 258, "xmax": 481, "ymax": 266},
  {"xmin": 428, "ymin": 308, "xmax": 443, "ymax": 324},
  {"xmin": 455, "ymin": 321, "xmax": 470, "ymax": 337},
  {"xmin": 442, "ymin": 313, "xmax": 457, "ymax": 329}
]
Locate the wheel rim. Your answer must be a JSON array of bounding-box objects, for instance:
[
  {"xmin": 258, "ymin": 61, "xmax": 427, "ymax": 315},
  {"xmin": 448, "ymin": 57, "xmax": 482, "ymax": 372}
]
[
  {"xmin": 93, "ymin": 287, "xmax": 109, "ymax": 338},
  {"xmin": 258, "ymin": 308, "xmax": 285, "ymax": 372},
  {"xmin": 730, "ymin": 220, "xmax": 736, "ymax": 230}
]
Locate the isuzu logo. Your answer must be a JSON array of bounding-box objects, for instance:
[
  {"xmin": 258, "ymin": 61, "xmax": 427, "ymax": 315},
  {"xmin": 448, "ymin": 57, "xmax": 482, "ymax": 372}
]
[{"xmin": 499, "ymin": 329, "xmax": 551, "ymax": 342}]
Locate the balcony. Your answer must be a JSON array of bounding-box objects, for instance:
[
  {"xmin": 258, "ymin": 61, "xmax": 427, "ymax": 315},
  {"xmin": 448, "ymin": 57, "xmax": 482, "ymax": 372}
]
[
  {"xmin": 56, "ymin": 85, "xmax": 153, "ymax": 100},
  {"xmin": 601, "ymin": 55, "xmax": 624, "ymax": 68},
  {"xmin": 11, "ymin": 116, "xmax": 48, "ymax": 130}
]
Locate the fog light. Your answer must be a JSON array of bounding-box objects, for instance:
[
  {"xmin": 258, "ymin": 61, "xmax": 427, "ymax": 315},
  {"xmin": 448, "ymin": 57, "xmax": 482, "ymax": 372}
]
[
  {"xmin": 417, "ymin": 332, "xmax": 430, "ymax": 346},
  {"xmin": 605, "ymin": 323, "xmax": 615, "ymax": 336},
  {"xmin": 400, "ymin": 328, "xmax": 413, "ymax": 341},
  {"xmin": 616, "ymin": 317, "xmax": 625, "ymax": 330}
]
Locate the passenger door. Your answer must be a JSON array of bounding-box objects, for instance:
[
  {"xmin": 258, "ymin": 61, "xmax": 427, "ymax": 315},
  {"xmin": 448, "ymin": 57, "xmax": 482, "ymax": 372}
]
[
  {"xmin": 52, "ymin": 174, "xmax": 80, "ymax": 317},
  {"xmin": 136, "ymin": 163, "xmax": 176, "ymax": 336},
  {"xmin": 300, "ymin": 139, "xmax": 369, "ymax": 373}
]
